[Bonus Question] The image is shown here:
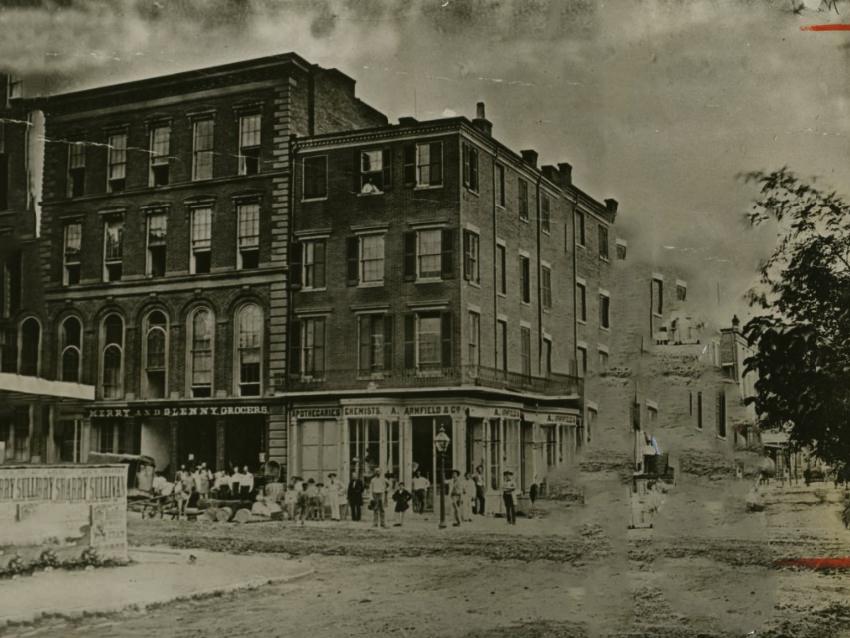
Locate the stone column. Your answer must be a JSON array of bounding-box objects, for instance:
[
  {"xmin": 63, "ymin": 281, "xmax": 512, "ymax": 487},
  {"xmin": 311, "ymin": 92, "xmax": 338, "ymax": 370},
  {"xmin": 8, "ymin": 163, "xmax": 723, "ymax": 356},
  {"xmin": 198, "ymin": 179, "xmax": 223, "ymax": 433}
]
[
  {"xmin": 216, "ymin": 416, "xmax": 226, "ymax": 471},
  {"xmin": 169, "ymin": 419, "xmax": 179, "ymax": 479}
]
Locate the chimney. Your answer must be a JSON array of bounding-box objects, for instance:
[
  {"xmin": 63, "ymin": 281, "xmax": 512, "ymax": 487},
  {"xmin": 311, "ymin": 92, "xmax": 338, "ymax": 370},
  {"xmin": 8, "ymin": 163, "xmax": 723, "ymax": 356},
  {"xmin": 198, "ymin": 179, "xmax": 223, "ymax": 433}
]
[
  {"xmin": 398, "ymin": 116, "xmax": 418, "ymax": 126},
  {"xmin": 472, "ymin": 101, "xmax": 492, "ymax": 137},
  {"xmin": 557, "ymin": 162, "xmax": 573, "ymax": 187},
  {"xmin": 541, "ymin": 165, "xmax": 558, "ymax": 183},
  {"xmin": 604, "ymin": 198, "xmax": 619, "ymax": 215},
  {"xmin": 520, "ymin": 149, "xmax": 538, "ymax": 168}
]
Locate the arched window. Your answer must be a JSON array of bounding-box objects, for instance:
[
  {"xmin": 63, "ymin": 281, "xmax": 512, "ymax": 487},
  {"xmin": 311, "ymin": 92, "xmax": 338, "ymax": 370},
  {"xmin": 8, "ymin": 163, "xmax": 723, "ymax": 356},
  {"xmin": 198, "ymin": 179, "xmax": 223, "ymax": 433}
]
[
  {"xmin": 101, "ymin": 314, "xmax": 124, "ymax": 399},
  {"xmin": 59, "ymin": 316, "xmax": 82, "ymax": 382},
  {"xmin": 143, "ymin": 310, "xmax": 168, "ymax": 399},
  {"xmin": 236, "ymin": 304, "xmax": 262, "ymax": 396},
  {"xmin": 18, "ymin": 317, "xmax": 41, "ymax": 376},
  {"xmin": 188, "ymin": 307, "xmax": 214, "ymax": 398}
]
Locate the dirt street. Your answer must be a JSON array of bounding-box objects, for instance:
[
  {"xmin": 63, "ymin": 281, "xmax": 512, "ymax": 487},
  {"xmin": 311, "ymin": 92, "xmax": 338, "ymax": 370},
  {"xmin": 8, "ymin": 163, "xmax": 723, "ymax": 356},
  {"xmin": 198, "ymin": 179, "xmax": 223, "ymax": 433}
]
[{"xmin": 3, "ymin": 473, "xmax": 850, "ymax": 638}]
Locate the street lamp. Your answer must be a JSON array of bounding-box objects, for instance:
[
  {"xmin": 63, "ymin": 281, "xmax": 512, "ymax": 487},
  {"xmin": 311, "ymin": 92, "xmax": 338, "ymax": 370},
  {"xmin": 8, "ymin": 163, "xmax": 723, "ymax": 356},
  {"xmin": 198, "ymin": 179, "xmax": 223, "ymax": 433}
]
[{"xmin": 434, "ymin": 425, "xmax": 451, "ymax": 529}]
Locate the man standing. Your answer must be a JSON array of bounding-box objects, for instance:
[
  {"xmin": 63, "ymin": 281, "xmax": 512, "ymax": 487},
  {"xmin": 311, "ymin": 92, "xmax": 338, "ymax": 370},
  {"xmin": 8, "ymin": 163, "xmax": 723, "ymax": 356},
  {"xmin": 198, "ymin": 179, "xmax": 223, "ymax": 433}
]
[
  {"xmin": 502, "ymin": 470, "xmax": 517, "ymax": 525},
  {"xmin": 347, "ymin": 470, "xmax": 365, "ymax": 522},
  {"xmin": 369, "ymin": 469, "xmax": 388, "ymax": 528},
  {"xmin": 450, "ymin": 470, "xmax": 463, "ymax": 527},
  {"xmin": 473, "ymin": 465, "xmax": 486, "ymax": 515},
  {"xmin": 412, "ymin": 471, "xmax": 430, "ymax": 514}
]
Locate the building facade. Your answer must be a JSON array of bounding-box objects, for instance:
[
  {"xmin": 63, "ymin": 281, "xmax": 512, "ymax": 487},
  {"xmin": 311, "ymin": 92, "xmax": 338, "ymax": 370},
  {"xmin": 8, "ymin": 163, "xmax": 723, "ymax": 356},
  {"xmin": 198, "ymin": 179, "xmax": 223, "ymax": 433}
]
[
  {"xmin": 280, "ymin": 104, "xmax": 619, "ymax": 503},
  {"xmin": 36, "ymin": 54, "xmax": 386, "ymax": 473}
]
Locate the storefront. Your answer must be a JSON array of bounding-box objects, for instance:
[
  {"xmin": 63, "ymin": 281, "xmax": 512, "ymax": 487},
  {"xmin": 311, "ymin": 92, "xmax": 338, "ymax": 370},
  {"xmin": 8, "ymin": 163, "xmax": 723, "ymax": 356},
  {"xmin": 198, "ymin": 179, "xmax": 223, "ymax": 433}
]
[{"xmin": 287, "ymin": 397, "xmax": 581, "ymax": 506}]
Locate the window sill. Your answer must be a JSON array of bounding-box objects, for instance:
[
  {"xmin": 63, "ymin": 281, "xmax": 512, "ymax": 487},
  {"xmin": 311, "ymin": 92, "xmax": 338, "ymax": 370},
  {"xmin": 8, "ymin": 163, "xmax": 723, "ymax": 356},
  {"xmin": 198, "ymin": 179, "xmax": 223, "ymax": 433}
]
[
  {"xmin": 415, "ymin": 277, "xmax": 443, "ymax": 284},
  {"xmin": 464, "ymin": 187, "xmax": 480, "ymax": 197},
  {"xmin": 357, "ymin": 281, "xmax": 384, "ymax": 289},
  {"xmin": 301, "ymin": 196, "xmax": 328, "ymax": 203},
  {"xmin": 521, "ymin": 300, "xmax": 531, "ymax": 306},
  {"xmin": 357, "ymin": 192, "xmax": 385, "ymax": 198},
  {"xmin": 497, "ymin": 292, "xmax": 507, "ymax": 298},
  {"xmin": 599, "ymin": 256, "xmax": 610, "ymax": 263},
  {"xmin": 543, "ymin": 307, "xmax": 551, "ymax": 313},
  {"xmin": 599, "ymin": 326, "xmax": 611, "ymax": 333},
  {"xmin": 301, "ymin": 287, "xmax": 328, "ymax": 293},
  {"xmin": 414, "ymin": 184, "xmax": 443, "ymax": 191},
  {"xmin": 356, "ymin": 372, "xmax": 387, "ymax": 381},
  {"xmin": 542, "ymin": 229, "xmax": 551, "ymax": 236},
  {"xmin": 466, "ymin": 280, "xmax": 481, "ymax": 289},
  {"xmin": 519, "ymin": 217, "xmax": 530, "ymax": 224},
  {"xmin": 577, "ymin": 319, "xmax": 587, "ymax": 325},
  {"xmin": 576, "ymin": 243, "xmax": 586, "ymax": 249}
]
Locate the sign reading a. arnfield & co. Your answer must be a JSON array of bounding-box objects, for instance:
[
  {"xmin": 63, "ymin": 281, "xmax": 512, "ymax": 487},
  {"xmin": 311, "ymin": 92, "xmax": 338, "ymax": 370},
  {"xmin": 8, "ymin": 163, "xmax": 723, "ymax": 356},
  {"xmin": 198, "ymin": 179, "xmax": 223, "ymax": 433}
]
[{"xmin": 0, "ymin": 464, "xmax": 129, "ymax": 566}]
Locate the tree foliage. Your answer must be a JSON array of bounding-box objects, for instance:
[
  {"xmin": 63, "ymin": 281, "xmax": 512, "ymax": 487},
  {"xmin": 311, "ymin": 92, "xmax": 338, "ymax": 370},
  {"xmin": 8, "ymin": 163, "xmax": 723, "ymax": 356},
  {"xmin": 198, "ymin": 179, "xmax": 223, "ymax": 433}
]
[{"xmin": 742, "ymin": 168, "xmax": 850, "ymax": 464}]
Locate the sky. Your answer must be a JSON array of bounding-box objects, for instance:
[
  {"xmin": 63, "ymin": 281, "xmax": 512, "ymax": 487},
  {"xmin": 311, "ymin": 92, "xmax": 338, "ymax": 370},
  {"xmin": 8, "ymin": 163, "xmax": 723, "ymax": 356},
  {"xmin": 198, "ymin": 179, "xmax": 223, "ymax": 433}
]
[{"xmin": 1, "ymin": 0, "xmax": 848, "ymax": 327}]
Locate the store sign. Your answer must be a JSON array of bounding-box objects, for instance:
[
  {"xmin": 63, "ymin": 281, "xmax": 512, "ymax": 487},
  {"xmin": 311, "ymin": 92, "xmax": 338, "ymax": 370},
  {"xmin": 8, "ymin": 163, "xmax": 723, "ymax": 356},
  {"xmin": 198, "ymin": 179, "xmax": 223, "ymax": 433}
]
[
  {"xmin": 294, "ymin": 407, "xmax": 341, "ymax": 419},
  {"xmin": 393, "ymin": 404, "xmax": 463, "ymax": 416},
  {"xmin": 0, "ymin": 465, "xmax": 129, "ymax": 563},
  {"xmin": 87, "ymin": 404, "xmax": 269, "ymax": 419},
  {"xmin": 544, "ymin": 413, "xmax": 578, "ymax": 425}
]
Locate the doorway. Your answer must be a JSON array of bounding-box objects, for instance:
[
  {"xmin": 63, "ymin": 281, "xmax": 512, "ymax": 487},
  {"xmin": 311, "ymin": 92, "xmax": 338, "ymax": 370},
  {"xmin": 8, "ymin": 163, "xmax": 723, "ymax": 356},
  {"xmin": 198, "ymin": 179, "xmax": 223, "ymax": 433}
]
[
  {"xmin": 226, "ymin": 415, "xmax": 264, "ymax": 472},
  {"xmin": 178, "ymin": 417, "xmax": 216, "ymax": 470}
]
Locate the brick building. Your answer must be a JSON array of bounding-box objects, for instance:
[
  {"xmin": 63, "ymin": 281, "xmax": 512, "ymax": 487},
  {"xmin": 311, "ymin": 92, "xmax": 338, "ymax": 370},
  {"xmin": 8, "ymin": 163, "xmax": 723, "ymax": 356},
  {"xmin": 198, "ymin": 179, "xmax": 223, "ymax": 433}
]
[
  {"xmin": 35, "ymin": 54, "xmax": 385, "ymax": 474},
  {"xmin": 0, "ymin": 74, "xmax": 95, "ymax": 465},
  {"xmin": 281, "ymin": 103, "xmax": 618, "ymax": 503}
]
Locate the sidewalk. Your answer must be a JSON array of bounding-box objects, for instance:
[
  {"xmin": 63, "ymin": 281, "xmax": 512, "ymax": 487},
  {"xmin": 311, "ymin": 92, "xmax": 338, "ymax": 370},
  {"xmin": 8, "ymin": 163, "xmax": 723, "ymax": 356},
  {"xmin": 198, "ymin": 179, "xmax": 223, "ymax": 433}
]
[{"xmin": 0, "ymin": 547, "xmax": 314, "ymax": 627}]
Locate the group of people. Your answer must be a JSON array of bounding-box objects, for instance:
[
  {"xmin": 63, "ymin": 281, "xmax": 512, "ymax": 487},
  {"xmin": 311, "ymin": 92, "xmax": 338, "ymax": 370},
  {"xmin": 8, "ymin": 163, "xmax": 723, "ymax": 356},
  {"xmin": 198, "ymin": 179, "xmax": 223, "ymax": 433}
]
[{"xmin": 150, "ymin": 461, "xmax": 258, "ymax": 518}]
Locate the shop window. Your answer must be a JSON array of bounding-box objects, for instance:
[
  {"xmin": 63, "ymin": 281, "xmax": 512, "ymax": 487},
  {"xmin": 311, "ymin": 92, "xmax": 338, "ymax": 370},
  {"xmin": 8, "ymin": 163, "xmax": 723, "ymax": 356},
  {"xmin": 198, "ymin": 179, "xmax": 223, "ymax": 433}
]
[
  {"xmin": 192, "ymin": 117, "xmax": 214, "ymax": 180},
  {"xmin": 188, "ymin": 307, "xmax": 214, "ymax": 398},
  {"xmin": 488, "ymin": 419, "xmax": 501, "ymax": 490},
  {"xmin": 519, "ymin": 255, "xmax": 531, "ymax": 304},
  {"xmin": 63, "ymin": 221, "xmax": 82, "ymax": 285},
  {"xmin": 303, "ymin": 155, "xmax": 327, "ymax": 199},
  {"xmin": 357, "ymin": 313, "xmax": 393, "ymax": 375},
  {"xmin": 149, "ymin": 124, "xmax": 171, "ymax": 187},
  {"xmin": 598, "ymin": 224, "xmax": 609, "ymax": 260},
  {"xmin": 67, "ymin": 142, "xmax": 86, "ymax": 198},
  {"xmin": 575, "ymin": 210, "xmax": 586, "ymax": 246},
  {"xmin": 190, "ymin": 207, "xmax": 212, "ymax": 274},
  {"xmin": 18, "ymin": 317, "xmax": 40, "ymax": 376},
  {"xmin": 545, "ymin": 425, "xmax": 557, "ymax": 468},
  {"xmin": 101, "ymin": 314, "xmax": 124, "ymax": 400},
  {"xmin": 576, "ymin": 281, "xmax": 587, "ymax": 322},
  {"xmin": 349, "ymin": 419, "xmax": 380, "ymax": 479},
  {"xmin": 468, "ymin": 311, "xmax": 480, "ymax": 367},
  {"xmin": 520, "ymin": 325, "xmax": 531, "ymax": 377},
  {"xmin": 462, "ymin": 142, "xmax": 479, "ymax": 192},
  {"xmin": 346, "ymin": 234, "xmax": 385, "ymax": 286},
  {"xmin": 496, "ymin": 243, "xmax": 506, "ymax": 295},
  {"xmin": 106, "ymin": 132, "xmax": 127, "ymax": 192},
  {"xmin": 541, "ymin": 193, "xmax": 551, "ymax": 234},
  {"xmin": 359, "ymin": 148, "xmax": 390, "ymax": 193},
  {"xmin": 462, "ymin": 230, "xmax": 480, "ymax": 283},
  {"xmin": 518, "ymin": 179, "xmax": 528, "ymax": 221},
  {"xmin": 404, "ymin": 311, "xmax": 452, "ymax": 371},
  {"xmin": 59, "ymin": 316, "xmax": 82, "ymax": 383},
  {"xmin": 236, "ymin": 303, "xmax": 262, "ymax": 396},
  {"xmin": 237, "ymin": 202, "xmax": 260, "ymax": 269},
  {"xmin": 238, "ymin": 113, "xmax": 261, "ymax": 176},
  {"xmin": 146, "ymin": 211, "xmax": 167, "ymax": 277},
  {"xmin": 143, "ymin": 310, "xmax": 168, "ymax": 399},
  {"xmin": 542, "ymin": 266, "xmax": 552, "ymax": 310},
  {"xmin": 496, "ymin": 319, "xmax": 508, "ymax": 373},
  {"xmin": 403, "ymin": 141, "xmax": 442, "ymax": 187},
  {"xmin": 403, "ymin": 228, "xmax": 454, "ymax": 281},
  {"xmin": 102, "ymin": 217, "xmax": 123, "ymax": 282},
  {"xmin": 299, "ymin": 419, "xmax": 339, "ymax": 482}
]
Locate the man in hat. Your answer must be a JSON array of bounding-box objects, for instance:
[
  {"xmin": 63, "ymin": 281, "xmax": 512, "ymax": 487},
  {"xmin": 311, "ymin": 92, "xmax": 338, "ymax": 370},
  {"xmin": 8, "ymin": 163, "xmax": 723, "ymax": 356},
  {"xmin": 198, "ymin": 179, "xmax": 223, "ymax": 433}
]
[{"xmin": 502, "ymin": 470, "xmax": 517, "ymax": 525}]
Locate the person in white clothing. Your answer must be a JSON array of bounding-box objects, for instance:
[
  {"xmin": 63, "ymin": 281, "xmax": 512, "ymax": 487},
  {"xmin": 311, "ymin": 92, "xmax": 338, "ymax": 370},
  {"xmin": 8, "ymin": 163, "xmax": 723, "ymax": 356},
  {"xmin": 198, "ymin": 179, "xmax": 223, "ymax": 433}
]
[
  {"xmin": 326, "ymin": 473, "xmax": 344, "ymax": 521},
  {"xmin": 240, "ymin": 465, "xmax": 254, "ymax": 500}
]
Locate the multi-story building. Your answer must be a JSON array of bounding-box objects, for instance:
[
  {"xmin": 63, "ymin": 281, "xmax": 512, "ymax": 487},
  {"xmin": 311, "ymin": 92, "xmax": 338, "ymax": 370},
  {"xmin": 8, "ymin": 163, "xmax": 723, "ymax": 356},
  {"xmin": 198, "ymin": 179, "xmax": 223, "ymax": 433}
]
[
  {"xmin": 281, "ymin": 103, "xmax": 617, "ymax": 503},
  {"xmin": 0, "ymin": 74, "xmax": 94, "ymax": 465},
  {"xmin": 36, "ymin": 54, "xmax": 386, "ymax": 473}
]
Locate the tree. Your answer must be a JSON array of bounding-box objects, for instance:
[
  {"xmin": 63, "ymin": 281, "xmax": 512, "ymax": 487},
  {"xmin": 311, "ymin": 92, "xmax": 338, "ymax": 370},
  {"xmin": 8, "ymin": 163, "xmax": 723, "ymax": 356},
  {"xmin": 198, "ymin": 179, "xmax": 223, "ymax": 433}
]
[{"xmin": 742, "ymin": 168, "xmax": 850, "ymax": 465}]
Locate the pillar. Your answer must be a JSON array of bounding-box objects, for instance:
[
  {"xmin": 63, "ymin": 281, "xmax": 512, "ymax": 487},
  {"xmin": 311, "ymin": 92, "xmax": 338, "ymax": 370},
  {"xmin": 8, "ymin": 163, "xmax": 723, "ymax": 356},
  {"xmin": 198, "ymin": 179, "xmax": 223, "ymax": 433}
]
[
  {"xmin": 169, "ymin": 419, "xmax": 179, "ymax": 479},
  {"xmin": 215, "ymin": 416, "xmax": 226, "ymax": 471},
  {"xmin": 452, "ymin": 414, "xmax": 466, "ymax": 473},
  {"xmin": 45, "ymin": 404, "xmax": 56, "ymax": 464}
]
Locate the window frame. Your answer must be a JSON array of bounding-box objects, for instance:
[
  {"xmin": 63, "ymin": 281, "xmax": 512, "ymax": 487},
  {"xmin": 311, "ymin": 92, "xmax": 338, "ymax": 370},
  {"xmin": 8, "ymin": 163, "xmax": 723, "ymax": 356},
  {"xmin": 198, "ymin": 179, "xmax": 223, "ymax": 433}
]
[
  {"xmin": 236, "ymin": 201, "xmax": 261, "ymax": 270},
  {"xmin": 462, "ymin": 230, "xmax": 480, "ymax": 284},
  {"xmin": 58, "ymin": 315, "xmax": 83, "ymax": 383},
  {"xmin": 189, "ymin": 206, "xmax": 213, "ymax": 275},
  {"xmin": 541, "ymin": 193, "xmax": 551, "ymax": 234},
  {"xmin": 358, "ymin": 233, "xmax": 385, "ymax": 286},
  {"xmin": 541, "ymin": 265, "xmax": 552, "ymax": 310},
  {"xmin": 187, "ymin": 306, "xmax": 215, "ymax": 398},
  {"xmin": 106, "ymin": 131, "xmax": 127, "ymax": 193},
  {"xmin": 141, "ymin": 309, "xmax": 169, "ymax": 399},
  {"xmin": 416, "ymin": 228, "xmax": 443, "ymax": 281},
  {"xmin": 575, "ymin": 210, "xmax": 586, "ymax": 247},
  {"xmin": 496, "ymin": 318, "xmax": 508, "ymax": 373},
  {"xmin": 519, "ymin": 254, "xmax": 531, "ymax": 304},
  {"xmin": 67, "ymin": 142, "xmax": 86, "ymax": 198},
  {"xmin": 598, "ymin": 224, "xmax": 610, "ymax": 261},
  {"xmin": 62, "ymin": 221, "xmax": 82, "ymax": 286},
  {"xmin": 145, "ymin": 210, "xmax": 167, "ymax": 278},
  {"xmin": 302, "ymin": 155, "xmax": 328, "ymax": 201},
  {"xmin": 496, "ymin": 241, "xmax": 507, "ymax": 296},
  {"xmin": 577, "ymin": 344, "xmax": 588, "ymax": 378},
  {"xmin": 301, "ymin": 238, "xmax": 327, "ymax": 291},
  {"xmin": 100, "ymin": 313, "xmax": 125, "ymax": 400},
  {"xmin": 148, "ymin": 123, "xmax": 171, "ymax": 187},
  {"xmin": 238, "ymin": 113, "xmax": 262, "ymax": 176},
  {"xmin": 17, "ymin": 316, "xmax": 41, "ymax": 377},
  {"xmin": 467, "ymin": 310, "xmax": 481, "ymax": 367},
  {"xmin": 576, "ymin": 281, "xmax": 587, "ymax": 323},
  {"xmin": 496, "ymin": 164, "xmax": 506, "ymax": 208},
  {"xmin": 414, "ymin": 141, "xmax": 443, "ymax": 188},
  {"xmin": 462, "ymin": 142, "xmax": 479, "ymax": 193},
  {"xmin": 192, "ymin": 117, "xmax": 215, "ymax": 181},
  {"xmin": 652, "ymin": 278, "xmax": 664, "ymax": 316},
  {"xmin": 102, "ymin": 216, "xmax": 124, "ymax": 282},
  {"xmin": 356, "ymin": 312, "xmax": 393, "ymax": 376},
  {"xmin": 599, "ymin": 291, "xmax": 611, "ymax": 330},
  {"xmin": 235, "ymin": 303, "xmax": 263, "ymax": 397},
  {"xmin": 300, "ymin": 315, "xmax": 327, "ymax": 379},
  {"xmin": 518, "ymin": 179, "xmax": 529, "ymax": 221},
  {"xmin": 520, "ymin": 324, "xmax": 532, "ymax": 377}
]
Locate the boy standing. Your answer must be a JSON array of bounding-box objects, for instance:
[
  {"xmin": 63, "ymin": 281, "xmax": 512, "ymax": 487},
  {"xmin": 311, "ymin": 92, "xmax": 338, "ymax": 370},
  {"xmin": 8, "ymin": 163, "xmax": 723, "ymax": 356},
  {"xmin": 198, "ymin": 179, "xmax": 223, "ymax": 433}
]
[
  {"xmin": 502, "ymin": 470, "xmax": 517, "ymax": 525},
  {"xmin": 368, "ymin": 469, "xmax": 388, "ymax": 528}
]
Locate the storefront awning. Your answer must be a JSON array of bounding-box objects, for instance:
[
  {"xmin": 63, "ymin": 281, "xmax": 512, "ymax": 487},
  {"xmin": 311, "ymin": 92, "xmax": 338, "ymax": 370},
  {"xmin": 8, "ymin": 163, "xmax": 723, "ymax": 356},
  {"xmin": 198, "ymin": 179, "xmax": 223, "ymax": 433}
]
[{"xmin": 0, "ymin": 373, "xmax": 95, "ymax": 402}]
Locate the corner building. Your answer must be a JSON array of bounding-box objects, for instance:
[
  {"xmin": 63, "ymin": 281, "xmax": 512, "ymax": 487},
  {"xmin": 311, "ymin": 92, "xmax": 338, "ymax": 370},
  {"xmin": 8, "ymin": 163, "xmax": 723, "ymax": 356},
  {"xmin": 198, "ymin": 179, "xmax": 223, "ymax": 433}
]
[
  {"xmin": 282, "ymin": 106, "xmax": 612, "ymax": 506},
  {"xmin": 37, "ymin": 54, "xmax": 386, "ymax": 473}
]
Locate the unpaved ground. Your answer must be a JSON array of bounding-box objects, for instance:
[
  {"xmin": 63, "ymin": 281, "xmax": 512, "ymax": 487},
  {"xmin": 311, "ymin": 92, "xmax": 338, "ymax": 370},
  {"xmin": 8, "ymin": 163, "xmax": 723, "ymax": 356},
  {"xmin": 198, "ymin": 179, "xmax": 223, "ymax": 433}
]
[{"xmin": 4, "ymin": 473, "xmax": 850, "ymax": 637}]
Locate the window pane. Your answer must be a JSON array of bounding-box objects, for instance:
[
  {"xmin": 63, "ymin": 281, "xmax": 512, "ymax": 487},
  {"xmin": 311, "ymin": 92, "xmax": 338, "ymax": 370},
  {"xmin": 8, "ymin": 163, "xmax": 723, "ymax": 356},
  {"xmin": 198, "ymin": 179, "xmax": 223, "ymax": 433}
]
[
  {"xmin": 69, "ymin": 143, "xmax": 85, "ymax": 168},
  {"xmin": 150, "ymin": 126, "xmax": 170, "ymax": 164},
  {"xmin": 103, "ymin": 344, "xmax": 122, "ymax": 399},
  {"xmin": 147, "ymin": 213, "xmax": 167, "ymax": 246},
  {"xmin": 238, "ymin": 203, "xmax": 260, "ymax": 248},
  {"xmin": 192, "ymin": 208, "xmax": 212, "ymax": 249},
  {"xmin": 107, "ymin": 134, "xmax": 126, "ymax": 179},
  {"xmin": 104, "ymin": 315, "xmax": 123, "ymax": 346},
  {"xmin": 240, "ymin": 114, "xmax": 261, "ymax": 148},
  {"xmin": 104, "ymin": 220, "xmax": 123, "ymax": 260},
  {"xmin": 146, "ymin": 328, "xmax": 166, "ymax": 369},
  {"xmin": 64, "ymin": 223, "xmax": 82, "ymax": 255},
  {"xmin": 360, "ymin": 234, "xmax": 384, "ymax": 282},
  {"xmin": 191, "ymin": 310, "xmax": 213, "ymax": 387},
  {"xmin": 417, "ymin": 229, "xmax": 441, "ymax": 278},
  {"xmin": 417, "ymin": 315, "xmax": 441, "ymax": 368}
]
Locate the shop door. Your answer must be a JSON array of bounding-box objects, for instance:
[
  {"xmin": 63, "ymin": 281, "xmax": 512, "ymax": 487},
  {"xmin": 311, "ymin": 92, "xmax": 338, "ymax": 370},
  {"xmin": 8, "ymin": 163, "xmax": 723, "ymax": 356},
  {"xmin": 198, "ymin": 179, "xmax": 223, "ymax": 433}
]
[
  {"xmin": 178, "ymin": 418, "xmax": 216, "ymax": 469},
  {"xmin": 349, "ymin": 418, "xmax": 380, "ymax": 479},
  {"xmin": 55, "ymin": 419, "xmax": 82, "ymax": 463},
  {"xmin": 298, "ymin": 419, "xmax": 338, "ymax": 482}
]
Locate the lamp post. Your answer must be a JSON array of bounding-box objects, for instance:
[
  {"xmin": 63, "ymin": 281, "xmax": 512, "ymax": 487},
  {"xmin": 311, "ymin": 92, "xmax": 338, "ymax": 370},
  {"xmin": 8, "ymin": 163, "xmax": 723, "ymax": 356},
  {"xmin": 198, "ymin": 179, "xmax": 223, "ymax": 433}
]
[{"xmin": 434, "ymin": 425, "xmax": 451, "ymax": 529}]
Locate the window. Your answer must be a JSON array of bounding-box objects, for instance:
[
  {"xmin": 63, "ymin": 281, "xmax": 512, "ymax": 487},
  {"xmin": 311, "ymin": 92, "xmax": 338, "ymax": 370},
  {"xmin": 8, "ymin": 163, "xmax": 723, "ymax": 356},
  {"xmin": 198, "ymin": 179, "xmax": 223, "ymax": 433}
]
[
  {"xmin": 303, "ymin": 156, "xmax": 328, "ymax": 199},
  {"xmin": 577, "ymin": 282, "xmax": 587, "ymax": 322},
  {"xmin": 587, "ymin": 408, "xmax": 598, "ymax": 444},
  {"xmin": 1, "ymin": 253, "xmax": 20, "ymax": 321},
  {"xmin": 238, "ymin": 113, "xmax": 261, "ymax": 175},
  {"xmin": 190, "ymin": 207, "xmax": 212, "ymax": 274},
  {"xmin": 677, "ymin": 283, "xmax": 687, "ymax": 301},
  {"xmin": 237, "ymin": 202, "xmax": 260, "ymax": 269},
  {"xmin": 357, "ymin": 314, "xmax": 393, "ymax": 375},
  {"xmin": 6, "ymin": 75, "xmax": 22, "ymax": 103},
  {"xmin": 297, "ymin": 317, "xmax": 326, "ymax": 378},
  {"xmin": 403, "ymin": 228, "xmax": 454, "ymax": 282},
  {"xmin": 192, "ymin": 118, "xmax": 214, "ymax": 180},
  {"xmin": 462, "ymin": 230, "xmax": 480, "ymax": 283},
  {"xmin": 599, "ymin": 348, "xmax": 609, "ymax": 371},
  {"xmin": 143, "ymin": 310, "xmax": 168, "ymax": 399},
  {"xmin": 541, "ymin": 266, "xmax": 552, "ymax": 310},
  {"xmin": 520, "ymin": 326, "xmax": 531, "ymax": 377},
  {"xmin": 598, "ymin": 224, "xmax": 609, "ymax": 260},
  {"xmin": 652, "ymin": 278, "xmax": 664, "ymax": 315},
  {"xmin": 59, "ymin": 316, "xmax": 82, "ymax": 382},
  {"xmin": 68, "ymin": 142, "xmax": 86, "ymax": 198},
  {"xmin": 577, "ymin": 345, "xmax": 587, "ymax": 377},
  {"xmin": 188, "ymin": 307, "xmax": 214, "ymax": 397},
  {"xmin": 146, "ymin": 211, "xmax": 167, "ymax": 277},
  {"xmin": 106, "ymin": 132, "xmax": 127, "ymax": 192},
  {"xmin": 63, "ymin": 222, "xmax": 82, "ymax": 285},
  {"xmin": 468, "ymin": 311, "xmax": 480, "ymax": 366},
  {"xmin": 404, "ymin": 141, "xmax": 443, "ymax": 187},
  {"xmin": 0, "ymin": 152, "xmax": 6, "ymax": 210},
  {"xmin": 697, "ymin": 391, "xmax": 703, "ymax": 429},
  {"xmin": 599, "ymin": 292, "xmax": 610, "ymax": 329},
  {"xmin": 575, "ymin": 210, "xmax": 586, "ymax": 246},
  {"xmin": 149, "ymin": 124, "xmax": 171, "ymax": 186},
  {"xmin": 346, "ymin": 233, "xmax": 385, "ymax": 285},
  {"xmin": 520, "ymin": 255, "xmax": 531, "ymax": 304},
  {"xmin": 102, "ymin": 217, "xmax": 123, "ymax": 282},
  {"xmin": 541, "ymin": 194, "xmax": 551, "ymax": 234},
  {"xmin": 489, "ymin": 420, "xmax": 501, "ymax": 490},
  {"xmin": 404, "ymin": 311, "xmax": 452, "ymax": 371},
  {"xmin": 302, "ymin": 239, "xmax": 326, "ymax": 290},
  {"xmin": 689, "ymin": 391, "xmax": 693, "ymax": 416},
  {"xmin": 716, "ymin": 390, "xmax": 727, "ymax": 438},
  {"xmin": 518, "ymin": 179, "xmax": 529, "ymax": 221},
  {"xmin": 417, "ymin": 229, "xmax": 442, "ymax": 279},
  {"xmin": 462, "ymin": 142, "xmax": 478, "ymax": 192},
  {"xmin": 236, "ymin": 304, "xmax": 262, "ymax": 396},
  {"xmin": 496, "ymin": 164, "xmax": 505, "ymax": 207},
  {"xmin": 101, "ymin": 314, "xmax": 124, "ymax": 399},
  {"xmin": 360, "ymin": 149, "xmax": 390, "ymax": 193},
  {"xmin": 18, "ymin": 317, "xmax": 40, "ymax": 377},
  {"xmin": 616, "ymin": 241, "xmax": 628, "ymax": 260},
  {"xmin": 496, "ymin": 243, "xmax": 506, "ymax": 295},
  {"xmin": 543, "ymin": 337, "xmax": 552, "ymax": 377},
  {"xmin": 496, "ymin": 319, "xmax": 508, "ymax": 373},
  {"xmin": 647, "ymin": 405, "xmax": 659, "ymax": 427}
]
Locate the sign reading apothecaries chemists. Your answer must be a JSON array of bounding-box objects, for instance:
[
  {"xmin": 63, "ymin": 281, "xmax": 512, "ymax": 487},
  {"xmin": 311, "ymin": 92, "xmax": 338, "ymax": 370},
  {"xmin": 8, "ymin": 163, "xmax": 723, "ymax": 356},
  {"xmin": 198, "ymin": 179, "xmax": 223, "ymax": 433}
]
[{"xmin": 0, "ymin": 464, "xmax": 129, "ymax": 565}]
